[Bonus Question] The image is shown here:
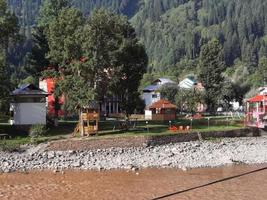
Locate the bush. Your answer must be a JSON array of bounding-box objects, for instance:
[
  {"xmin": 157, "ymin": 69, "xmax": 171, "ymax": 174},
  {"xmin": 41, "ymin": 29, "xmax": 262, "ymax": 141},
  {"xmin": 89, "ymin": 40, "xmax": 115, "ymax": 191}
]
[
  {"xmin": 29, "ymin": 124, "xmax": 48, "ymax": 138},
  {"xmin": 0, "ymin": 142, "xmax": 20, "ymax": 152}
]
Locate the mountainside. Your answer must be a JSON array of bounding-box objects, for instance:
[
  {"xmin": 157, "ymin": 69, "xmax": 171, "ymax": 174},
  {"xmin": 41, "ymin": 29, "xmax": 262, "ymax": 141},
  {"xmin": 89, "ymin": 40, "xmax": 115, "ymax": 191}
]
[
  {"xmin": 7, "ymin": 0, "xmax": 139, "ymax": 27},
  {"xmin": 6, "ymin": 0, "xmax": 267, "ymax": 86}
]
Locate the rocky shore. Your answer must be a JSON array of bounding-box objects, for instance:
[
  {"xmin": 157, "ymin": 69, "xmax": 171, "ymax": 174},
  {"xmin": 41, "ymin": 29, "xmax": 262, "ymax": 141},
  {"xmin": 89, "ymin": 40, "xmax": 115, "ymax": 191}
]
[{"xmin": 1, "ymin": 137, "xmax": 267, "ymax": 173}]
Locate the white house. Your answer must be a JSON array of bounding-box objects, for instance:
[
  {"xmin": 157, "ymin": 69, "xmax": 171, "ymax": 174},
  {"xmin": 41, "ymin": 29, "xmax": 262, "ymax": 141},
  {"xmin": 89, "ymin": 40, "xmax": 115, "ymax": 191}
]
[
  {"xmin": 179, "ymin": 77, "xmax": 197, "ymax": 89},
  {"xmin": 179, "ymin": 77, "xmax": 206, "ymax": 90},
  {"xmin": 143, "ymin": 78, "xmax": 176, "ymax": 107},
  {"xmin": 10, "ymin": 84, "xmax": 48, "ymax": 125}
]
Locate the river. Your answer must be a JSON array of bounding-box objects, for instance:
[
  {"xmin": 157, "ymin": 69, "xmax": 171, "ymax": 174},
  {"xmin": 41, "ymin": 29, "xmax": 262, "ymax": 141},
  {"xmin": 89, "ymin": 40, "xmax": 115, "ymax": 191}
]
[{"xmin": 0, "ymin": 164, "xmax": 267, "ymax": 200}]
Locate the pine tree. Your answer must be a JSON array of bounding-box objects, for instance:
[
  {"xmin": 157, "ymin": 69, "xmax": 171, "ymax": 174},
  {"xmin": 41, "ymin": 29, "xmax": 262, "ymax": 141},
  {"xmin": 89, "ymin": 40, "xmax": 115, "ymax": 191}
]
[
  {"xmin": 199, "ymin": 39, "xmax": 225, "ymax": 113},
  {"xmin": 0, "ymin": 0, "xmax": 19, "ymax": 112},
  {"xmin": 0, "ymin": 52, "xmax": 9, "ymax": 112}
]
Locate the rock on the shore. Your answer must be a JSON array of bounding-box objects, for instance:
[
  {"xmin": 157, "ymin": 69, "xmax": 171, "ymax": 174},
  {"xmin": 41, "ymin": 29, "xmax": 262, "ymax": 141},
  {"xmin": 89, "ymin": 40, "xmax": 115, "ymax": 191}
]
[{"xmin": 1, "ymin": 137, "xmax": 267, "ymax": 173}]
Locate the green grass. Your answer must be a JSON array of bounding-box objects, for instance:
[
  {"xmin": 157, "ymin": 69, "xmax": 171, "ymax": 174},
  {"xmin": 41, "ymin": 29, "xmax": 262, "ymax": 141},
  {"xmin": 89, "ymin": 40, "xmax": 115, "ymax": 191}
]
[
  {"xmin": 0, "ymin": 117, "xmax": 245, "ymax": 151},
  {"xmin": 0, "ymin": 121, "xmax": 75, "ymax": 152},
  {"xmin": 0, "ymin": 137, "xmax": 30, "ymax": 152}
]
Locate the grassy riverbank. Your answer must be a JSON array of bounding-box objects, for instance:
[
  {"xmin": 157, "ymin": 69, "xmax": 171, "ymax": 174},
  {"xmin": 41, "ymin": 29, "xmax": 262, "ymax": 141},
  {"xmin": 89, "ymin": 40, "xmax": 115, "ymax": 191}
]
[{"xmin": 0, "ymin": 117, "xmax": 244, "ymax": 152}]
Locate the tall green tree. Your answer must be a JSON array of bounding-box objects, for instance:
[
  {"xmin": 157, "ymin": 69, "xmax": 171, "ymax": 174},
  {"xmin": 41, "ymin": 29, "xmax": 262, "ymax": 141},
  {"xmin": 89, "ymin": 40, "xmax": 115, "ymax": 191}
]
[
  {"xmin": 0, "ymin": 0, "xmax": 19, "ymax": 112},
  {"xmin": 256, "ymin": 56, "xmax": 267, "ymax": 86},
  {"xmin": 159, "ymin": 83, "xmax": 179, "ymax": 104},
  {"xmin": 80, "ymin": 9, "xmax": 147, "ymax": 116},
  {"xmin": 199, "ymin": 39, "xmax": 225, "ymax": 113},
  {"xmin": 0, "ymin": 52, "xmax": 9, "ymax": 112},
  {"xmin": 175, "ymin": 88, "xmax": 204, "ymax": 114},
  {"xmin": 45, "ymin": 7, "xmax": 85, "ymax": 118},
  {"xmin": 26, "ymin": 0, "xmax": 71, "ymax": 122},
  {"xmin": 0, "ymin": 0, "xmax": 19, "ymax": 52},
  {"xmin": 38, "ymin": 0, "xmax": 70, "ymax": 28},
  {"xmin": 46, "ymin": 9, "xmax": 147, "ymax": 115},
  {"xmin": 27, "ymin": 0, "xmax": 70, "ymax": 77}
]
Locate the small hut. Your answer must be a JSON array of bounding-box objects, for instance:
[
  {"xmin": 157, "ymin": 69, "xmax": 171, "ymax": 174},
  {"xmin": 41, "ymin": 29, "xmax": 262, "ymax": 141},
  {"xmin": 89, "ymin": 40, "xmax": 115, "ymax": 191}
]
[
  {"xmin": 79, "ymin": 101, "xmax": 100, "ymax": 136},
  {"xmin": 245, "ymin": 94, "xmax": 267, "ymax": 128},
  {"xmin": 10, "ymin": 84, "xmax": 48, "ymax": 125},
  {"xmin": 147, "ymin": 99, "xmax": 177, "ymax": 121}
]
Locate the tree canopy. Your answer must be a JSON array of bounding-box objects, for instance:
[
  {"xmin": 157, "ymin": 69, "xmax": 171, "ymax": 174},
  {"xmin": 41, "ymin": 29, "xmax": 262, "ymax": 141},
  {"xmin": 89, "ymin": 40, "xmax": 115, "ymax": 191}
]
[
  {"xmin": 45, "ymin": 9, "xmax": 147, "ymax": 114},
  {"xmin": 199, "ymin": 39, "xmax": 225, "ymax": 113},
  {"xmin": 0, "ymin": 0, "xmax": 19, "ymax": 112},
  {"xmin": 4, "ymin": 0, "xmax": 267, "ymax": 108}
]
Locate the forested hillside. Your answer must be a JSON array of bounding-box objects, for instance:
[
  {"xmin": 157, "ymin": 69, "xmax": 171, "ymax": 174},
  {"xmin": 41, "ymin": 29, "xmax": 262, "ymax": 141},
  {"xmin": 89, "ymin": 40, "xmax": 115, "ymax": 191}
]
[
  {"xmin": 5, "ymin": 0, "xmax": 267, "ymax": 89},
  {"xmin": 132, "ymin": 0, "xmax": 267, "ymax": 77}
]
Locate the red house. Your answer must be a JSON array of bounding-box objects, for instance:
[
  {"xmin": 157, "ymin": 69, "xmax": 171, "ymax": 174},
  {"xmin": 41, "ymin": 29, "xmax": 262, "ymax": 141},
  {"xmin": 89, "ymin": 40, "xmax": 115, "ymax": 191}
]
[
  {"xmin": 148, "ymin": 99, "xmax": 177, "ymax": 121},
  {"xmin": 245, "ymin": 94, "xmax": 267, "ymax": 128},
  {"xmin": 39, "ymin": 78, "xmax": 64, "ymax": 117}
]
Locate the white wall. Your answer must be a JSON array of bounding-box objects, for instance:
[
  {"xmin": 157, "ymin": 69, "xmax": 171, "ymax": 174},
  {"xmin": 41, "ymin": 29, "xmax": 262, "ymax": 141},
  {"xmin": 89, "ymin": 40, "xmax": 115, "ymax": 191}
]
[
  {"xmin": 145, "ymin": 110, "xmax": 152, "ymax": 120},
  {"xmin": 143, "ymin": 92, "xmax": 161, "ymax": 107},
  {"xmin": 11, "ymin": 103, "xmax": 47, "ymax": 125},
  {"xmin": 39, "ymin": 80, "xmax": 48, "ymax": 107}
]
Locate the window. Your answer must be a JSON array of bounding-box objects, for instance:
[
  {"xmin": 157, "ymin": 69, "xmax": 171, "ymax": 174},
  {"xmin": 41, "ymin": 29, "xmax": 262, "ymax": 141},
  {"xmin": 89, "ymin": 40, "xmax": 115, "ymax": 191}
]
[{"xmin": 152, "ymin": 94, "xmax": 158, "ymax": 98}]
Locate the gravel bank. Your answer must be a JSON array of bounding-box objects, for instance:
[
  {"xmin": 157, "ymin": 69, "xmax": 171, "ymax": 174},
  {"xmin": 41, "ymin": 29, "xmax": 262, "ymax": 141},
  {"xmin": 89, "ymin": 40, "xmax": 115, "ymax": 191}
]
[{"xmin": 1, "ymin": 137, "xmax": 267, "ymax": 173}]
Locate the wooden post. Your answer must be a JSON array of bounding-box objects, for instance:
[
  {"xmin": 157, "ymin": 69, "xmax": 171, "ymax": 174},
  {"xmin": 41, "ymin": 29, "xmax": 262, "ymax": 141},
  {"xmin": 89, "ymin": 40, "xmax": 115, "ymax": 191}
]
[
  {"xmin": 80, "ymin": 109, "xmax": 84, "ymax": 137},
  {"xmin": 87, "ymin": 109, "xmax": 89, "ymax": 136}
]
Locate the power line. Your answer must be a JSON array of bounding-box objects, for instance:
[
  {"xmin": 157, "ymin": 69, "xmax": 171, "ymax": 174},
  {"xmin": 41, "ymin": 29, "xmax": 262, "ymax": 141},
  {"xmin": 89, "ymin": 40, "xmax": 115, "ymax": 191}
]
[{"xmin": 151, "ymin": 166, "xmax": 267, "ymax": 200}]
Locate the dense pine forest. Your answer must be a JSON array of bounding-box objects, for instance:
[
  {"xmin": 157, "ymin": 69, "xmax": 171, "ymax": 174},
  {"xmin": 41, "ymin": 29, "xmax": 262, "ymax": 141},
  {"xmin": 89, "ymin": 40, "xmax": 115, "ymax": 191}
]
[{"xmin": 5, "ymin": 0, "xmax": 267, "ymax": 91}]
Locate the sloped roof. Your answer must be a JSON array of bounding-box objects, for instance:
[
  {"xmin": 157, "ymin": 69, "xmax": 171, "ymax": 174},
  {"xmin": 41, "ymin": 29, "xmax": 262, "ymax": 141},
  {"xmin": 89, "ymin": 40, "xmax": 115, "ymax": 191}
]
[
  {"xmin": 153, "ymin": 78, "xmax": 176, "ymax": 85},
  {"xmin": 11, "ymin": 84, "xmax": 48, "ymax": 96},
  {"xmin": 247, "ymin": 95, "xmax": 267, "ymax": 102},
  {"xmin": 179, "ymin": 78, "xmax": 197, "ymax": 89},
  {"xmin": 143, "ymin": 84, "xmax": 161, "ymax": 92},
  {"xmin": 149, "ymin": 99, "xmax": 177, "ymax": 109},
  {"xmin": 143, "ymin": 78, "xmax": 176, "ymax": 92}
]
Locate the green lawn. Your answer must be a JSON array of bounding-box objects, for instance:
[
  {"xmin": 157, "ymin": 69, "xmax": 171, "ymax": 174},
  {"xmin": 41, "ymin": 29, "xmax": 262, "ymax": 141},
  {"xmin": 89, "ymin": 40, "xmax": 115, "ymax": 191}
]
[{"xmin": 0, "ymin": 117, "xmax": 245, "ymax": 152}]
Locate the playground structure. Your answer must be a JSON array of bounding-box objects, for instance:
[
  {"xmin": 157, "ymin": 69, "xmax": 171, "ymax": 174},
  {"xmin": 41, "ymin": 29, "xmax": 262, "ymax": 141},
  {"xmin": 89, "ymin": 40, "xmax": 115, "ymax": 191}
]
[
  {"xmin": 77, "ymin": 101, "xmax": 100, "ymax": 136},
  {"xmin": 245, "ymin": 94, "xmax": 267, "ymax": 128}
]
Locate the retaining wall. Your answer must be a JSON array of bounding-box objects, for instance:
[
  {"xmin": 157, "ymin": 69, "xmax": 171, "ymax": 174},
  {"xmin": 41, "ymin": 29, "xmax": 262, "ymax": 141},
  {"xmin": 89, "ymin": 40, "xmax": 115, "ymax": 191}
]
[{"xmin": 48, "ymin": 128, "xmax": 260, "ymax": 151}]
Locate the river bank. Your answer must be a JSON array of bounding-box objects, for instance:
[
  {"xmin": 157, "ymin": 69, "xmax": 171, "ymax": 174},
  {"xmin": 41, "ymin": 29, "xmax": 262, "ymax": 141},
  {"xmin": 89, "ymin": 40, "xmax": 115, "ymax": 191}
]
[{"xmin": 1, "ymin": 136, "xmax": 267, "ymax": 173}]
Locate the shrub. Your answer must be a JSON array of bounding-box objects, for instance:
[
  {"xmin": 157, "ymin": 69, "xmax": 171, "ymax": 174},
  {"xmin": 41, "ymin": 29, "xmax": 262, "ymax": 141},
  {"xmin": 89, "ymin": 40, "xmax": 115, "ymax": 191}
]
[
  {"xmin": 0, "ymin": 142, "xmax": 20, "ymax": 152},
  {"xmin": 29, "ymin": 124, "xmax": 48, "ymax": 138}
]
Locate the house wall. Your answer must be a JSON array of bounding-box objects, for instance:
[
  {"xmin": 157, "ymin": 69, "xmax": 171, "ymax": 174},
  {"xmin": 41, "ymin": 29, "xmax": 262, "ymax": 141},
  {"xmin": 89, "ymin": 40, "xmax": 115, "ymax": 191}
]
[
  {"xmin": 151, "ymin": 114, "xmax": 176, "ymax": 121},
  {"xmin": 11, "ymin": 103, "xmax": 46, "ymax": 125},
  {"xmin": 39, "ymin": 79, "xmax": 64, "ymax": 117},
  {"xmin": 143, "ymin": 92, "xmax": 161, "ymax": 107}
]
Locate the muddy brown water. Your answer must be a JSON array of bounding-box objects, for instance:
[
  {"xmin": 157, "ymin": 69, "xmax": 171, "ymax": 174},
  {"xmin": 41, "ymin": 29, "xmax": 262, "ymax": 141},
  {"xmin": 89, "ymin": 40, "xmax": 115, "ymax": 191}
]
[{"xmin": 0, "ymin": 165, "xmax": 267, "ymax": 200}]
